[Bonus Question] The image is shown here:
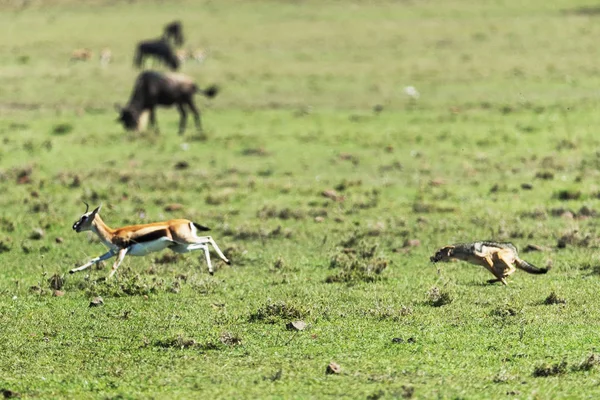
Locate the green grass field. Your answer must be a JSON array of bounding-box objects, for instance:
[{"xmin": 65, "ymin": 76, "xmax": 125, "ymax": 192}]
[{"xmin": 2, "ymin": 0, "xmax": 600, "ymax": 398}]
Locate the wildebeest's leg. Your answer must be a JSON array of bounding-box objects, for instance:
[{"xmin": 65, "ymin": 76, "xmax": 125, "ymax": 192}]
[
  {"xmin": 177, "ymin": 103, "xmax": 187, "ymax": 135},
  {"xmin": 149, "ymin": 107, "xmax": 159, "ymax": 133},
  {"xmin": 134, "ymin": 48, "xmax": 143, "ymax": 68},
  {"xmin": 187, "ymin": 98, "xmax": 201, "ymax": 132}
]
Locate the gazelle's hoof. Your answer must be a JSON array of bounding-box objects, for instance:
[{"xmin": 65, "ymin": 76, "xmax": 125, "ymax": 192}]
[
  {"xmin": 209, "ymin": 271, "xmax": 214, "ymax": 276},
  {"xmin": 69, "ymin": 270, "xmax": 75, "ymax": 274}
]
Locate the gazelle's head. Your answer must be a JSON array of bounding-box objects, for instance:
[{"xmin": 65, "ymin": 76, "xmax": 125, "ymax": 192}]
[
  {"xmin": 430, "ymin": 246, "xmax": 454, "ymax": 263},
  {"xmin": 73, "ymin": 203, "xmax": 102, "ymax": 233}
]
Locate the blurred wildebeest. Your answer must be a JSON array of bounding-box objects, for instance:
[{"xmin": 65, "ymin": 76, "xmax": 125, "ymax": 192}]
[
  {"xmin": 71, "ymin": 48, "xmax": 92, "ymax": 61},
  {"xmin": 115, "ymin": 71, "xmax": 218, "ymax": 135},
  {"xmin": 163, "ymin": 20, "xmax": 184, "ymax": 47},
  {"xmin": 134, "ymin": 38, "xmax": 180, "ymax": 70}
]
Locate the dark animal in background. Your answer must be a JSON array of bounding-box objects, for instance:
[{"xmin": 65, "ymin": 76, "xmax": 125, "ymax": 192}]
[
  {"xmin": 115, "ymin": 71, "xmax": 218, "ymax": 135},
  {"xmin": 134, "ymin": 38, "xmax": 180, "ymax": 70},
  {"xmin": 163, "ymin": 20, "xmax": 184, "ymax": 47}
]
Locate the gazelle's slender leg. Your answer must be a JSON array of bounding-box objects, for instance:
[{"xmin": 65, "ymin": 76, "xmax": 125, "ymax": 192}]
[
  {"xmin": 197, "ymin": 243, "xmax": 213, "ymax": 275},
  {"xmin": 194, "ymin": 236, "xmax": 230, "ymax": 264},
  {"xmin": 174, "ymin": 243, "xmax": 214, "ymax": 274},
  {"xmin": 70, "ymin": 250, "xmax": 116, "ymax": 274},
  {"xmin": 170, "ymin": 241, "xmax": 226, "ymax": 275},
  {"xmin": 108, "ymin": 248, "xmax": 129, "ymax": 279}
]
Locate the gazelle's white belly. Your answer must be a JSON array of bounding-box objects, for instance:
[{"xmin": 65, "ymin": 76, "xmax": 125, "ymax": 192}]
[
  {"xmin": 128, "ymin": 237, "xmax": 173, "ymax": 256},
  {"xmin": 170, "ymin": 243, "xmax": 201, "ymax": 254}
]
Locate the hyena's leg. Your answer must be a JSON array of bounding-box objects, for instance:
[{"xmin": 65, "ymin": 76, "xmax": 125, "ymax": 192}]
[
  {"xmin": 483, "ymin": 255, "xmax": 507, "ymax": 285},
  {"xmin": 497, "ymin": 252, "xmax": 517, "ymax": 277}
]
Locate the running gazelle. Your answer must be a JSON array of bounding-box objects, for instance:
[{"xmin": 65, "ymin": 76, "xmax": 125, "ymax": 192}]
[{"xmin": 70, "ymin": 203, "xmax": 230, "ymax": 277}]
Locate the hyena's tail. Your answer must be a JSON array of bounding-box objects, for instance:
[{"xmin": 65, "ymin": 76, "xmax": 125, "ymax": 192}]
[{"xmin": 516, "ymin": 258, "xmax": 548, "ymax": 274}]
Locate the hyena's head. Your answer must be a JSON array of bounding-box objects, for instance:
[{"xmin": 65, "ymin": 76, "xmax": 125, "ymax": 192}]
[{"xmin": 430, "ymin": 246, "xmax": 454, "ymax": 263}]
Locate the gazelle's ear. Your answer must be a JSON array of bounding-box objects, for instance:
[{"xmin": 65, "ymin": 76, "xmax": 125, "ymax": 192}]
[{"xmin": 92, "ymin": 204, "xmax": 102, "ymax": 215}]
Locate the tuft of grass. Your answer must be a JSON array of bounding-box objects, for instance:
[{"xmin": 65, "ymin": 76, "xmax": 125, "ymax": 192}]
[
  {"xmin": 325, "ymin": 242, "xmax": 388, "ymax": 284},
  {"xmin": 543, "ymin": 291, "xmax": 567, "ymax": 305},
  {"xmin": 248, "ymin": 300, "xmax": 309, "ymax": 324},
  {"xmin": 490, "ymin": 304, "xmax": 521, "ymax": 318},
  {"xmin": 51, "ymin": 123, "xmax": 73, "ymax": 135},
  {"xmin": 154, "ymin": 335, "xmax": 198, "ymax": 350},
  {"xmin": 427, "ymin": 287, "xmax": 453, "ymax": 307},
  {"xmin": 366, "ymin": 305, "xmax": 412, "ymax": 321},
  {"xmin": 572, "ymin": 354, "xmax": 600, "ymax": 372},
  {"xmin": 533, "ymin": 361, "xmax": 568, "ymax": 378}
]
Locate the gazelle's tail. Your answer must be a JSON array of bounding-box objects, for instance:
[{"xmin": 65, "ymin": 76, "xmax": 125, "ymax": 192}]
[{"xmin": 193, "ymin": 222, "xmax": 211, "ymax": 232}]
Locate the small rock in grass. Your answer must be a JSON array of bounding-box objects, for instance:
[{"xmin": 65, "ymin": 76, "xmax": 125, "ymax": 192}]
[
  {"xmin": 164, "ymin": 203, "xmax": 183, "ymax": 212},
  {"xmin": 322, "ymin": 189, "xmax": 344, "ymax": 202},
  {"xmin": 403, "ymin": 239, "xmax": 421, "ymax": 248},
  {"xmin": 561, "ymin": 211, "xmax": 574, "ymax": 220},
  {"xmin": 286, "ymin": 320, "xmax": 307, "ymax": 331},
  {"xmin": 89, "ymin": 296, "xmax": 104, "ymax": 307},
  {"xmin": 55, "ymin": 237, "xmax": 64, "ymax": 244},
  {"xmin": 521, "ymin": 183, "xmax": 533, "ymax": 190},
  {"xmin": 53, "ymin": 290, "xmax": 65, "ymax": 297},
  {"xmin": 326, "ymin": 362, "xmax": 341, "ymax": 375},
  {"xmin": 29, "ymin": 228, "xmax": 44, "ymax": 240}
]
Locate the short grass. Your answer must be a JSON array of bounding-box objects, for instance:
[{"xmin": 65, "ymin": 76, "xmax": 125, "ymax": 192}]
[{"xmin": 2, "ymin": 0, "xmax": 600, "ymax": 398}]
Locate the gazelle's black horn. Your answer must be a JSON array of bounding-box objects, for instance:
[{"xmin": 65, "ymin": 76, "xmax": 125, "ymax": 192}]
[{"xmin": 83, "ymin": 201, "xmax": 89, "ymax": 213}]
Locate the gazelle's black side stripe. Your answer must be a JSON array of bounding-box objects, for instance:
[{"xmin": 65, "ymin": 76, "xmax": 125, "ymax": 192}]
[{"xmin": 129, "ymin": 229, "xmax": 170, "ymax": 245}]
